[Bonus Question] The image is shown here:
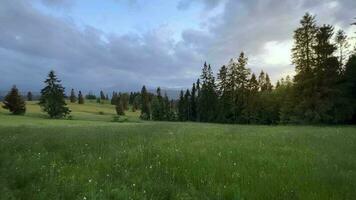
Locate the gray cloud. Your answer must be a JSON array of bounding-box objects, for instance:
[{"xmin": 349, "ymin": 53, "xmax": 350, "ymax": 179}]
[{"xmin": 0, "ymin": 0, "xmax": 355, "ymax": 94}]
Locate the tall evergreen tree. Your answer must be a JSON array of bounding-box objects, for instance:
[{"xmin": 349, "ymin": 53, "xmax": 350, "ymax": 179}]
[
  {"xmin": 184, "ymin": 89, "xmax": 191, "ymax": 121},
  {"xmin": 111, "ymin": 92, "xmax": 118, "ymax": 105},
  {"xmin": 70, "ymin": 88, "xmax": 77, "ymax": 103},
  {"xmin": 27, "ymin": 91, "xmax": 33, "ymax": 101},
  {"xmin": 151, "ymin": 87, "xmax": 164, "ymax": 120},
  {"xmin": 78, "ymin": 91, "xmax": 84, "ymax": 104},
  {"xmin": 190, "ymin": 83, "xmax": 197, "ymax": 121},
  {"xmin": 39, "ymin": 71, "xmax": 71, "ymax": 118},
  {"xmin": 217, "ymin": 65, "xmax": 231, "ymax": 122},
  {"xmin": 335, "ymin": 29, "xmax": 349, "ymax": 68},
  {"xmin": 2, "ymin": 85, "xmax": 26, "ymax": 115},
  {"xmin": 115, "ymin": 98, "xmax": 125, "ymax": 116},
  {"xmin": 292, "ymin": 13, "xmax": 318, "ymax": 123},
  {"xmin": 344, "ymin": 54, "xmax": 356, "ymax": 122},
  {"xmin": 140, "ymin": 85, "xmax": 150, "ymax": 120},
  {"xmin": 227, "ymin": 52, "xmax": 250, "ymax": 123},
  {"xmin": 100, "ymin": 90, "xmax": 106, "ymax": 100},
  {"xmin": 197, "ymin": 63, "xmax": 218, "ymax": 122},
  {"xmin": 177, "ymin": 90, "xmax": 185, "ymax": 121}
]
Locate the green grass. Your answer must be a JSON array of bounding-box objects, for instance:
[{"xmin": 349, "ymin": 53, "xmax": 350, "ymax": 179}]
[{"xmin": 0, "ymin": 101, "xmax": 355, "ymax": 199}]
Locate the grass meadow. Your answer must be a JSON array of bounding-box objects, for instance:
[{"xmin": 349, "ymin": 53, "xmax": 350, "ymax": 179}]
[{"xmin": 0, "ymin": 101, "xmax": 355, "ymax": 199}]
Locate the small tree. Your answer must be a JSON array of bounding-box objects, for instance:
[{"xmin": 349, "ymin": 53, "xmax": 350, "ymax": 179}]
[
  {"xmin": 78, "ymin": 91, "xmax": 84, "ymax": 104},
  {"xmin": 39, "ymin": 70, "xmax": 71, "ymax": 118},
  {"xmin": 27, "ymin": 91, "xmax": 33, "ymax": 101},
  {"xmin": 140, "ymin": 85, "xmax": 151, "ymax": 120},
  {"xmin": 2, "ymin": 86, "xmax": 26, "ymax": 115},
  {"xmin": 115, "ymin": 99, "xmax": 125, "ymax": 116},
  {"xmin": 69, "ymin": 89, "xmax": 77, "ymax": 103}
]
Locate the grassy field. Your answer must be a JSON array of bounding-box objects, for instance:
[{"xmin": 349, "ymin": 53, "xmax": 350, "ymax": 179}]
[{"xmin": 0, "ymin": 101, "xmax": 355, "ymax": 199}]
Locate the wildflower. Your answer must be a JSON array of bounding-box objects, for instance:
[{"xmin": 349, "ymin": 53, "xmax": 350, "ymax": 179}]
[{"xmin": 89, "ymin": 179, "xmax": 92, "ymax": 183}]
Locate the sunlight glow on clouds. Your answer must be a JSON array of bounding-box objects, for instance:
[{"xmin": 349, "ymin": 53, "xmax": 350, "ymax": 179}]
[{"xmin": 0, "ymin": 0, "xmax": 355, "ymax": 92}]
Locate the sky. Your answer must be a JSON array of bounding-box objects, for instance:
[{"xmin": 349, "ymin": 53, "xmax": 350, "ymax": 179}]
[{"xmin": 0, "ymin": 0, "xmax": 355, "ymax": 93}]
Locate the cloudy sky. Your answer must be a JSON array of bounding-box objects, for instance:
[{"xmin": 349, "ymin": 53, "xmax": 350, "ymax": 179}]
[{"xmin": 0, "ymin": 0, "xmax": 355, "ymax": 93}]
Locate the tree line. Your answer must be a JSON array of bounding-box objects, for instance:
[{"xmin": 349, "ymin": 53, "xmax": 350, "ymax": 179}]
[{"xmin": 141, "ymin": 13, "xmax": 356, "ymax": 124}]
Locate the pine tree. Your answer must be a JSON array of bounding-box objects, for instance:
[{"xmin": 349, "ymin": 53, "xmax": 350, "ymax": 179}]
[
  {"xmin": 2, "ymin": 85, "xmax": 26, "ymax": 115},
  {"xmin": 111, "ymin": 92, "xmax": 118, "ymax": 105},
  {"xmin": 292, "ymin": 13, "xmax": 318, "ymax": 123},
  {"xmin": 335, "ymin": 29, "xmax": 349, "ymax": 68},
  {"xmin": 140, "ymin": 85, "xmax": 150, "ymax": 120},
  {"xmin": 78, "ymin": 91, "xmax": 84, "ymax": 104},
  {"xmin": 27, "ymin": 91, "xmax": 33, "ymax": 101},
  {"xmin": 344, "ymin": 54, "xmax": 356, "ymax": 122},
  {"xmin": 184, "ymin": 89, "xmax": 191, "ymax": 121},
  {"xmin": 190, "ymin": 83, "xmax": 197, "ymax": 121},
  {"xmin": 227, "ymin": 52, "xmax": 250, "ymax": 123},
  {"xmin": 246, "ymin": 73, "xmax": 260, "ymax": 123},
  {"xmin": 39, "ymin": 71, "xmax": 71, "ymax": 118},
  {"xmin": 198, "ymin": 63, "xmax": 218, "ymax": 122},
  {"xmin": 132, "ymin": 95, "xmax": 140, "ymax": 112},
  {"xmin": 100, "ymin": 90, "xmax": 106, "ymax": 100},
  {"xmin": 217, "ymin": 65, "xmax": 231, "ymax": 122},
  {"xmin": 70, "ymin": 88, "xmax": 77, "ymax": 103},
  {"xmin": 151, "ymin": 87, "xmax": 164, "ymax": 120},
  {"xmin": 115, "ymin": 98, "xmax": 125, "ymax": 116},
  {"xmin": 178, "ymin": 90, "xmax": 185, "ymax": 121}
]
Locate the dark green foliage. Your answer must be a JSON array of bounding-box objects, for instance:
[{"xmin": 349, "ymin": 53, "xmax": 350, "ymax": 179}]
[
  {"xmin": 39, "ymin": 71, "xmax": 71, "ymax": 118},
  {"xmin": 111, "ymin": 92, "xmax": 118, "ymax": 105},
  {"xmin": 151, "ymin": 88, "xmax": 164, "ymax": 120},
  {"xmin": 100, "ymin": 90, "xmax": 105, "ymax": 100},
  {"xmin": 177, "ymin": 90, "xmax": 185, "ymax": 121},
  {"xmin": 78, "ymin": 91, "xmax": 84, "ymax": 104},
  {"xmin": 140, "ymin": 86, "xmax": 150, "ymax": 120},
  {"xmin": 190, "ymin": 83, "xmax": 197, "ymax": 121},
  {"xmin": 132, "ymin": 95, "xmax": 140, "ymax": 112},
  {"xmin": 343, "ymin": 54, "xmax": 356, "ymax": 122},
  {"xmin": 69, "ymin": 89, "xmax": 77, "ymax": 103},
  {"xmin": 2, "ymin": 85, "xmax": 26, "ymax": 115},
  {"xmin": 27, "ymin": 91, "xmax": 33, "ymax": 101},
  {"xmin": 197, "ymin": 62, "xmax": 218, "ymax": 122},
  {"xmin": 120, "ymin": 93, "xmax": 130, "ymax": 110},
  {"xmin": 85, "ymin": 92, "xmax": 97, "ymax": 100},
  {"xmin": 115, "ymin": 98, "xmax": 125, "ymax": 116}
]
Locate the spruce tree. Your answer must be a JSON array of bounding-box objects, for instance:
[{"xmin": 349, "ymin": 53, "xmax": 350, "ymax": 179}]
[
  {"xmin": 140, "ymin": 85, "xmax": 150, "ymax": 120},
  {"xmin": 227, "ymin": 52, "xmax": 250, "ymax": 123},
  {"xmin": 292, "ymin": 13, "xmax": 318, "ymax": 123},
  {"xmin": 27, "ymin": 91, "xmax": 33, "ymax": 101},
  {"xmin": 100, "ymin": 90, "xmax": 106, "ymax": 100},
  {"xmin": 178, "ymin": 90, "xmax": 185, "ymax": 121},
  {"xmin": 70, "ymin": 88, "xmax": 77, "ymax": 103},
  {"xmin": 115, "ymin": 98, "xmax": 125, "ymax": 116},
  {"xmin": 151, "ymin": 96, "xmax": 160, "ymax": 120},
  {"xmin": 78, "ymin": 91, "xmax": 84, "ymax": 104},
  {"xmin": 198, "ymin": 63, "xmax": 218, "ymax": 122},
  {"xmin": 111, "ymin": 92, "xmax": 118, "ymax": 105},
  {"xmin": 39, "ymin": 70, "xmax": 71, "ymax": 118},
  {"xmin": 335, "ymin": 29, "xmax": 349, "ymax": 68},
  {"xmin": 190, "ymin": 83, "xmax": 197, "ymax": 121},
  {"xmin": 151, "ymin": 87, "xmax": 164, "ymax": 120},
  {"xmin": 184, "ymin": 89, "xmax": 191, "ymax": 121},
  {"xmin": 344, "ymin": 54, "xmax": 356, "ymax": 122},
  {"xmin": 217, "ymin": 65, "xmax": 230, "ymax": 122},
  {"xmin": 246, "ymin": 73, "xmax": 260, "ymax": 123},
  {"xmin": 2, "ymin": 85, "xmax": 26, "ymax": 115}
]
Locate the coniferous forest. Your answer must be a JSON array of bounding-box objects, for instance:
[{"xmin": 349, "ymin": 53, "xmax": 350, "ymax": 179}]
[{"xmin": 140, "ymin": 13, "xmax": 356, "ymax": 125}]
